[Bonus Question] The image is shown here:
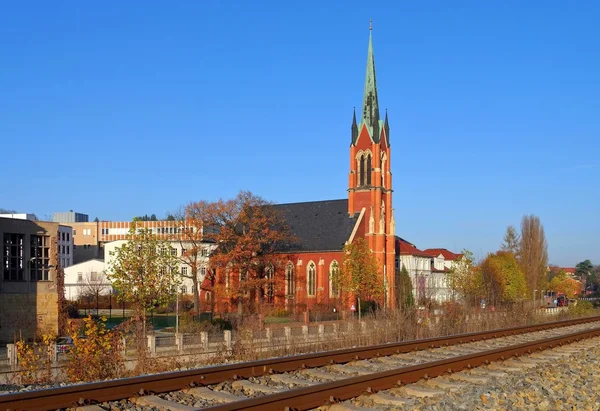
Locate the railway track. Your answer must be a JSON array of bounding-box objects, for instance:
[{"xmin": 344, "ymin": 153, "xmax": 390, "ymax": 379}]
[{"xmin": 1, "ymin": 315, "xmax": 600, "ymax": 411}]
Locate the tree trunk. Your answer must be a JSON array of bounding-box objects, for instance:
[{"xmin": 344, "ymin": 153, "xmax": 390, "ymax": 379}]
[
  {"xmin": 192, "ymin": 267, "xmax": 200, "ymax": 318},
  {"xmin": 358, "ymin": 297, "xmax": 362, "ymax": 321}
]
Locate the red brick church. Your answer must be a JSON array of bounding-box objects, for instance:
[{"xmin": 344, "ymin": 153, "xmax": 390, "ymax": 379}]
[{"xmin": 207, "ymin": 28, "xmax": 398, "ymax": 311}]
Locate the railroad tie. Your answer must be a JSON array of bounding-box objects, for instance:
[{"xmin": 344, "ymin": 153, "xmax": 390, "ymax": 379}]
[
  {"xmin": 449, "ymin": 373, "xmax": 489, "ymax": 384},
  {"xmin": 75, "ymin": 406, "xmax": 106, "ymax": 411},
  {"xmin": 231, "ymin": 379, "xmax": 285, "ymax": 394},
  {"xmin": 426, "ymin": 378, "xmax": 469, "ymax": 392},
  {"xmin": 327, "ymin": 403, "xmax": 374, "ymax": 411},
  {"xmin": 184, "ymin": 387, "xmax": 248, "ymax": 403},
  {"xmin": 394, "ymin": 385, "xmax": 445, "ymax": 398},
  {"xmin": 133, "ymin": 395, "xmax": 202, "ymax": 411},
  {"xmin": 301, "ymin": 368, "xmax": 340, "ymax": 380},
  {"xmin": 368, "ymin": 392, "xmax": 409, "ymax": 406},
  {"xmin": 330, "ymin": 364, "xmax": 372, "ymax": 376},
  {"xmin": 269, "ymin": 373, "xmax": 316, "ymax": 386}
]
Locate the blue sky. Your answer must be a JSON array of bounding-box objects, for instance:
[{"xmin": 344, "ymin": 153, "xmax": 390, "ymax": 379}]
[{"xmin": 1, "ymin": 1, "xmax": 598, "ymax": 266}]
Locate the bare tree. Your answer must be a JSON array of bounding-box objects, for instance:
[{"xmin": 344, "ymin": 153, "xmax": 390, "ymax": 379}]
[
  {"xmin": 80, "ymin": 271, "xmax": 110, "ymax": 315},
  {"xmin": 519, "ymin": 215, "xmax": 548, "ymax": 295},
  {"xmin": 501, "ymin": 225, "xmax": 520, "ymax": 256}
]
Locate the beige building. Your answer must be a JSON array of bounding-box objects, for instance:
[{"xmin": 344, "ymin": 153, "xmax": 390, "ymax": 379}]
[
  {"xmin": 0, "ymin": 217, "xmax": 66, "ymax": 342},
  {"xmin": 68, "ymin": 220, "xmax": 183, "ymax": 264}
]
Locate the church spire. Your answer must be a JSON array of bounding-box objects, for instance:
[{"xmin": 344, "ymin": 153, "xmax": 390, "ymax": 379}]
[
  {"xmin": 361, "ymin": 21, "xmax": 380, "ymax": 142},
  {"xmin": 351, "ymin": 107, "xmax": 358, "ymax": 144}
]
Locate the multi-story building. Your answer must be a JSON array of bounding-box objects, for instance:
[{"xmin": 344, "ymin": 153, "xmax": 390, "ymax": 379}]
[
  {"xmin": 104, "ymin": 239, "xmax": 216, "ymax": 297},
  {"xmin": 63, "ymin": 259, "xmax": 108, "ymax": 301},
  {"xmin": 0, "ymin": 213, "xmax": 37, "ymax": 221},
  {"xmin": 67, "ymin": 220, "xmax": 184, "ymax": 264},
  {"xmin": 0, "ymin": 217, "xmax": 66, "ymax": 342},
  {"xmin": 52, "ymin": 211, "xmax": 89, "ymax": 223}
]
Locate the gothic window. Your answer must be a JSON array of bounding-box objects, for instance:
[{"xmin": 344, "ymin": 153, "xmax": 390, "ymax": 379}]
[
  {"xmin": 329, "ymin": 260, "xmax": 340, "ymax": 298},
  {"xmin": 307, "ymin": 261, "xmax": 316, "ymax": 297},
  {"xmin": 366, "ymin": 154, "xmax": 372, "ymax": 185},
  {"xmin": 265, "ymin": 265, "xmax": 274, "ymax": 303},
  {"xmin": 285, "ymin": 263, "xmax": 295, "ymax": 297},
  {"xmin": 359, "ymin": 154, "xmax": 365, "ymax": 186},
  {"xmin": 381, "ymin": 154, "xmax": 386, "ymax": 188}
]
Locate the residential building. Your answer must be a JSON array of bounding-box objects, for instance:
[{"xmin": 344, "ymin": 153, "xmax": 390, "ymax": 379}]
[
  {"xmin": 64, "ymin": 259, "xmax": 109, "ymax": 301},
  {"xmin": 0, "ymin": 217, "xmax": 64, "ymax": 342},
  {"xmin": 52, "ymin": 211, "xmax": 89, "ymax": 223},
  {"xmin": 104, "ymin": 239, "xmax": 216, "ymax": 297}
]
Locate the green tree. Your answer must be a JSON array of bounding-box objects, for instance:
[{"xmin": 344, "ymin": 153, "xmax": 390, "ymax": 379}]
[
  {"xmin": 396, "ymin": 265, "xmax": 414, "ymax": 309},
  {"xmin": 107, "ymin": 222, "xmax": 180, "ymax": 345},
  {"xmin": 447, "ymin": 249, "xmax": 481, "ymax": 305},
  {"xmin": 480, "ymin": 251, "xmax": 527, "ymax": 305},
  {"xmin": 93, "ymin": 217, "xmax": 99, "ymax": 223},
  {"xmin": 334, "ymin": 237, "xmax": 384, "ymax": 319}
]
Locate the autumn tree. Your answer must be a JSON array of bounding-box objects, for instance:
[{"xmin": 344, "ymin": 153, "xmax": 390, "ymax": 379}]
[
  {"xmin": 549, "ymin": 269, "xmax": 581, "ymax": 298},
  {"xmin": 501, "ymin": 225, "xmax": 520, "ymax": 256},
  {"xmin": 334, "ymin": 237, "xmax": 384, "ymax": 319},
  {"xmin": 396, "ymin": 265, "xmax": 414, "ymax": 309},
  {"xmin": 107, "ymin": 222, "xmax": 180, "ymax": 344},
  {"xmin": 480, "ymin": 251, "xmax": 527, "ymax": 305},
  {"xmin": 519, "ymin": 214, "xmax": 548, "ymax": 295},
  {"xmin": 205, "ymin": 191, "xmax": 297, "ymax": 315},
  {"xmin": 447, "ymin": 249, "xmax": 482, "ymax": 306},
  {"xmin": 575, "ymin": 259, "xmax": 594, "ymax": 292}
]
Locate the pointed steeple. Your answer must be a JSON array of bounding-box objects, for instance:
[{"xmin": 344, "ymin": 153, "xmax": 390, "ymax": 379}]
[
  {"xmin": 351, "ymin": 107, "xmax": 358, "ymax": 144},
  {"xmin": 361, "ymin": 21, "xmax": 380, "ymax": 142},
  {"xmin": 384, "ymin": 109, "xmax": 390, "ymax": 143}
]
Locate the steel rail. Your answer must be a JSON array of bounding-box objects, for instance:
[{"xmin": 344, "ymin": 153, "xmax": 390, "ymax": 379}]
[
  {"xmin": 205, "ymin": 326, "xmax": 600, "ymax": 411},
  {"xmin": 0, "ymin": 315, "xmax": 598, "ymax": 411}
]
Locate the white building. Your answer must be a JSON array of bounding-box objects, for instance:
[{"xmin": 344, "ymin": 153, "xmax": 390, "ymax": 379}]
[
  {"xmin": 103, "ymin": 240, "xmax": 216, "ymax": 296},
  {"xmin": 64, "ymin": 259, "xmax": 109, "ymax": 301},
  {"xmin": 396, "ymin": 240, "xmax": 463, "ymax": 303},
  {"xmin": 0, "ymin": 213, "xmax": 37, "ymax": 221}
]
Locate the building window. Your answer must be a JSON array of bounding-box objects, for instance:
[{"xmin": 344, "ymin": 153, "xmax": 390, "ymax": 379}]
[
  {"xmin": 201, "ymin": 248, "xmax": 208, "ymax": 257},
  {"xmin": 285, "ymin": 263, "xmax": 295, "ymax": 297},
  {"xmin": 201, "ymin": 266, "xmax": 206, "ymax": 277},
  {"xmin": 366, "ymin": 154, "xmax": 371, "ymax": 185},
  {"xmin": 307, "ymin": 261, "xmax": 316, "ymax": 297},
  {"xmin": 62, "ymin": 245, "xmax": 65, "ymax": 254},
  {"xmin": 329, "ymin": 260, "xmax": 340, "ymax": 298},
  {"xmin": 66, "ymin": 233, "xmax": 70, "ymax": 242},
  {"xmin": 265, "ymin": 265, "xmax": 274, "ymax": 303},
  {"xmin": 3, "ymin": 233, "xmax": 24, "ymax": 281},
  {"xmin": 181, "ymin": 266, "xmax": 188, "ymax": 276},
  {"xmin": 67, "ymin": 245, "xmax": 70, "ymax": 255},
  {"xmin": 181, "ymin": 248, "xmax": 186, "ymax": 257},
  {"xmin": 77, "ymin": 272, "xmax": 83, "ymax": 282},
  {"xmin": 359, "ymin": 154, "xmax": 365, "ymax": 186},
  {"xmin": 181, "ymin": 286, "xmax": 187, "ymax": 294},
  {"xmin": 90, "ymin": 271, "xmax": 98, "ymax": 282},
  {"xmin": 170, "ymin": 248, "xmax": 177, "ymax": 256},
  {"xmin": 205, "ymin": 291, "xmax": 212, "ymax": 303},
  {"xmin": 73, "ymin": 229, "xmax": 77, "ymax": 235},
  {"xmin": 29, "ymin": 235, "xmax": 50, "ymax": 281}
]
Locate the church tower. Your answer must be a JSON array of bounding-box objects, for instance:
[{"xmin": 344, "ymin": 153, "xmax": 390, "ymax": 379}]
[{"xmin": 348, "ymin": 24, "xmax": 396, "ymax": 308}]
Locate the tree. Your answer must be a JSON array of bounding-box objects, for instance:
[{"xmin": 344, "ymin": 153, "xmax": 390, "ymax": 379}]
[
  {"xmin": 172, "ymin": 203, "xmax": 213, "ymax": 316},
  {"xmin": 334, "ymin": 237, "xmax": 384, "ymax": 319},
  {"xmin": 447, "ymin": 249, "xmax": 481, "ymax": 306},
  {"xmin": 93, "ymin": 217, "xmax": 99, "ymax": 223},
  {"xmin": 518, "ymin": 214, "xmax": 548, "ymax": 295},
  {"xmin": 396, "ymin": 265, "xmax": 414, "ymax": 309},
  {"xmin": 575, "ymin": 259, "xmax": 594, "ymax": 290},
  {"xmin": 549, "ymin": 269, "xmax": 581, "ymax": 298},
  {"xmin": 166, "ymin": 214, "xmax": 176, "ymax": 221},
  {"xmin": 107, "ymin": 222, "xmax": 180, "ymax": 344},
  {"xmin": 501, "ymin": 225, "xmax": 520, "ymax": 255},
  {"xmin": 205, "ymin": 191, "xmax": 297, "ymax": 315},
  {"xmin": 480, "ymin": 251, "xmax": 527, "ymax": 305},
  {"xmin": 80, "ymin": 271, "xmax": 110, "ymax": 315}
]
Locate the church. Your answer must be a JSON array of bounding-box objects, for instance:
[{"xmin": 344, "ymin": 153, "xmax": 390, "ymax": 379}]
[{"xmin": 206, "ymin": 27, "xmax": 400, "ymax": 312}]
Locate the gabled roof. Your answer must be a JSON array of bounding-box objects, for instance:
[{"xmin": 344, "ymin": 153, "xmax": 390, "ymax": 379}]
[
  {"xmin": 272, "ymin": 199, "xmax": 358, "ymax": 252},
  {"xmin": 395, "ymin": 237, "xmax": 430, "ymax": 257},
  {"xmin": 422, "ymin": 248, "xmax": 462, "ymax": 261}
]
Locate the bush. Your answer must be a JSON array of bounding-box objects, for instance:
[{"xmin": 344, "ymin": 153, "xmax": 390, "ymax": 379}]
[
  {"xmin": 568, "ymin": 300, "xmax": 594, "ymax": 316},
  {"xmin": 66, "ymin": 303, "xmax": 79, "ymax": 319},
  {"xmin": 212, "ymin": 318, "xmax": 232, "ymax": 331}
]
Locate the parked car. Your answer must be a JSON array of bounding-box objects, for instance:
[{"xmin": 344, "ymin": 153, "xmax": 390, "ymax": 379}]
[{"xmin": 56, "ymin": 337, "xmax": 73, "ymax": 354}]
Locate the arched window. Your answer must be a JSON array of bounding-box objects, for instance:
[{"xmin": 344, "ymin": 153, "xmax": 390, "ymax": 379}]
[
  {"xmin": 265, "ymin": 265, "xmax": 274, "ymax": 303},
  {"xmin": 329, "ymin": 260, "xmax": 340, "ymax": 298},
  {"xmin": 359, "ymin": 155, "xmax": 365, "ymax": 186},
  {"xmin": 307, "ymin": 261, "xmax": 316, "ymax": 297},
  {"xmin": 285, "ymin": 263, "xmax": 295, "ymax": 297},
  {"xmin": 366, "ymin": 154, "xmax": 371, "ymax": 185},
  {"xmin": 381, "ymin": 153, "xmax": 386, "ymax": 188},
  {"xmin": 205, "ymin": 291, "xmax": 212, "ymax": 304}
]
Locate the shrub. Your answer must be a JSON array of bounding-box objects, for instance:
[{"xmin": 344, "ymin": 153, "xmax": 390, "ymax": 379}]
[{"xmin": 568, "ymin": 300, "xmax": 594, "ymax": 317}]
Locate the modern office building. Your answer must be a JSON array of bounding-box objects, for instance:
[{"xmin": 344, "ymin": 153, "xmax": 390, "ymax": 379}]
[{"xmin": 52, "ymin": 211, "xmax": 89, "ymax": 223}]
